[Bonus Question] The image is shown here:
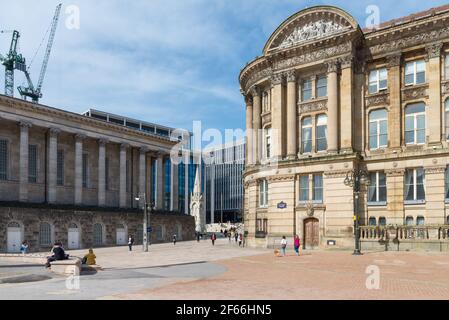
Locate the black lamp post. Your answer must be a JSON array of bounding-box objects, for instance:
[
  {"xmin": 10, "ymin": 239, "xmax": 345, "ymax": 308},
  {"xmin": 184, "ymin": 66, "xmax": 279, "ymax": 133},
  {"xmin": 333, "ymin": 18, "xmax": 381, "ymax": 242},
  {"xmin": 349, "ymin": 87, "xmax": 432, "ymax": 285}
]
[
  {"xmin": 135, "ymin": 194, "xmax": 155, "ymax": 252},
  {"xmin": 344, "ymin": 168, "xmax": 370, "ymax": 255}
]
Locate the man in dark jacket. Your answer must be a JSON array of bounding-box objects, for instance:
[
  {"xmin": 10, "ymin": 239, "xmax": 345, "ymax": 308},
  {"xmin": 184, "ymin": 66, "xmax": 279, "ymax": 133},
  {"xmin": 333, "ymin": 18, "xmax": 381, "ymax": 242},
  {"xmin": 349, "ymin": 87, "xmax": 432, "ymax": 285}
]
[{"xmin": 45, "ymin": 242, "xmax": 69, "ymax": 268}]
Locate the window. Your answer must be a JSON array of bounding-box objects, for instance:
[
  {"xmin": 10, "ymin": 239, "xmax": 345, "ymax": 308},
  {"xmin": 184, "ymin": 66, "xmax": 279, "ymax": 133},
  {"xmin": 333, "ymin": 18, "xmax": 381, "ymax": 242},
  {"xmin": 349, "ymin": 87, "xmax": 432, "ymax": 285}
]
[
  {"xmin": 379, "ymin": 217, "xmax": 387, "ymax": 226},
  {"xmin": 368, "ymin": 172, "xmax": 387, "ymax": 204},
  {"xmin": 0, "ymin": 139, "xmax": 7, "ymax": 180},
  {"xmin": 405, "ymin": 216, "xmax": 414, "ymax": 225},
  {"xmin": 264, "ymin": 127, "xmax": 272, "ymax": 159},
  {"xmin": 313, "ymin": 174, "xmax": 323, "ymax": 202},
  {"xmin": 256, "ymin": 219, "xmax": 268, "ymax": 234},
  {"xmin": 446, "ymin": 55, "xmax": 449, "ymax": 80},
  {"xmin": 369, "ymin": 217, "xmax": 377, "ymax": 226},
  {"xmin": 105, "ymin": 157, "xmax": 109, "ymax": 191},
  {"xmin": 302, "ymin": 117, "xmax": 312, "ymax": 153},
  {"xmin": 82, "ymin": 153, "xmax": 88, "ymax": 188},
  {"xmin": 405, "ymin": 60, "xmax": 425, "ymax": 86},
  {"xmin": 405, "ymin": 168, "xmax": 425, "ymax": 203},
  {"xmin": 93, "ymin": 223, "xmax": 103, "ymax": 246},
  {"xmin": 368, "ymin": 68, "xmax": 388, "ymax": 94},
  {"xmin": 39, "ymin": 223, "xmax": 52, "ymax": 246},
  {"xmin": 156, "ymin": 225, "xmax": 164, "ymax": 241},
  {"xmin": 416, "ymin": 216, "xmax": 425, "ymax": 226},
  {"xmin": 299, "ymin": 175, "xmax": 309, "ymax": 201},
  {"xmin": 262, "ymin": 91, "xmax": 269, "ymax": 112},
  {"xmin": 316, "ymin": 75, "xmax": 327, "ymax": 98},
  {"xmin": 446, "ymin": 167, "xmax": 449, "ymax": 201},
  {"xmin": 259, "ymin": 180, "xmax": 268, "ymax": 208},
  {"xmin": 28, "ymin": 145, "xmax": 38, "ymax": 183},
  {"xmin": 57, "ymin": 150, "xmax": 64, "ymax": 186},
  {"xmin": 302, "ymin": 79, "xmax": 312, "ymax": 101},
  {"xmin": 316, "ymin": 115, "xmax": 328, "ymax": 152},
  {"xmin": 405, "ymin": 103, "xmax": 426, "ymax": 145},
  {"xmin": 445, "ymin": 100, "xmax": 449, "ymax": 141},
  {"xmin": 369, "ymin": 109, "xmax": 388, "ymax": 150},
  {"xmin": 136, "ymin": 224, "xmax": 143, "ymax": 244}
]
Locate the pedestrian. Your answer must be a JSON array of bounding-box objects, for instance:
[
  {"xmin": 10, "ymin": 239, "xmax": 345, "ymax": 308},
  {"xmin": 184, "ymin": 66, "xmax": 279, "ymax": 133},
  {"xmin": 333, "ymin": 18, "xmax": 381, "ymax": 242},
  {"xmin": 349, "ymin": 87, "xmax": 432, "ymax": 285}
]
[
  {"xmin": 128, "ymin": 235, "xmax": 134, "ymax": 251},
  {"xmin": 294, "ymin": 234, "xmax": 301, "ymax": 256},
  {"xmin": 196, "ymin": 232, "xmax": 201, "ymax": 242},
  {"xmin": 234, "ymin": 232, "xmax": 238, "ymax": 243},
  {"xmin": 224, "ymin": 229, "xmax": 228, "ymax": 238},
  {"xmin": 228, "ymin": 232, "xmax": 231, "ymax": 243},
  {"xmin": 20, "ymin": 241, "xmax": 29, "ymax": 255},
  {"xmin": 238, "ymin": 233, "xmax": 243, "ymax": 247},
  {"xmin": 280, "ymin": 236, "xmax": 287, "ymax": 257},
  {"xmin": 211, "ymin": 233, "xmax": 217, "ymax": 246},
  {"xmin": 173, "ymin": 234, "xmax": 177, "ymax": 245}
]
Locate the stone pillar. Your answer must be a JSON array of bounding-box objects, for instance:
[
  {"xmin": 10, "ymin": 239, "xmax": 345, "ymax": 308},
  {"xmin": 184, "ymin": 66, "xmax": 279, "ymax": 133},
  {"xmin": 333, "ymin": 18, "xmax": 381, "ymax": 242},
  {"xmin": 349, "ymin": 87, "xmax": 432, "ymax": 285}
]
[
  {"xmin": 245, "ymin": 95, "xmax": 254, "ymax": 165},
  {"xmin": 156, "ymin": 153, "xmax": 164, "ymax": 210},
  {"xmin": 286, "ymin": 70, "xmax": 297, "ymax": 159},
  {"xmin": 146, "ymin": 155, "xmax": 152, "ymax": 204},
  {"xmin": 271, "ymin": 73, "xmax": 285, "ymax": 159},
  {"xmin": 74, "ymin": 134, "xmax": 86, "ymax": 205},
  {"xmin": 387, "ymin": 53, "xmax": 402, "ymax": 149},
  {"xmin": 119, "ymin": 143, "xmax": 128, "ymax": 208},
  {"xmin": 251, "ymin": 86, "xmax": 262, "ymax": 164},
  {"xmin": 386, "ymin": 169, "xmax": 405, "ymax": 225},
  {"xmin": 326, "ymin": 60, "xmax": 339, "ymax": 153},
  {"xmin": 425, "ymin": 166, "xmax": 446, "ymax": 224},
  {"xmin": 340, "ymin": 56, "xmax": 353, "ymax": 152},
  {"xmin": 210, "ymin": 165, "xmax": 215, "ymax": 224},
  {"xmin": 170, "ymin": 160, "xmax": 179, "ymax": 211},
  {"xmin": 47, "ymin": 128, "xmax": 60, "ymax": 204},
  {"xmin": 139, "ymin": 147, "xmax": 148, "ymax": 208},
  {"xmin": 426, "ymin": 43, "xmax": 443, "ymax": 145},
  {"xmin": 19, "ymin": 122, "xmax": 31, "ymax": 202},
  {"xmin": 184, "ymin": 153, "xmax": 189, "ymax": 214},
  {"xmin": 98, "ymin": 139, "xmax": 107, "ymax": 207}
]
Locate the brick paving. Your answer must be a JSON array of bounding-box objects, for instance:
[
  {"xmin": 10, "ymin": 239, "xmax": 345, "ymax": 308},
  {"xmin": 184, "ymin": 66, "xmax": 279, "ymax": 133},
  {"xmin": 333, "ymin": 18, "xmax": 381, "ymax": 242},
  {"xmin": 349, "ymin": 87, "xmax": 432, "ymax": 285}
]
[{"xmin": 108, "ymin": 250, "xmax": 449, "ymax": 300}]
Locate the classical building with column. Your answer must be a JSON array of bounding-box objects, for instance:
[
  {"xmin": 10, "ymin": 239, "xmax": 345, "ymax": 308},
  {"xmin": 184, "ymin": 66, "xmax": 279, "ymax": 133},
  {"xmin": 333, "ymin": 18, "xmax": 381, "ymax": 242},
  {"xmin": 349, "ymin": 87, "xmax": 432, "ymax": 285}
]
[
  {"xmin": 241, "ymin": 5, "xmax": 449, "ymax": 249},
  {"xmin": 0, "ymin": 95, "xmax": 196, "ymax": 252}
]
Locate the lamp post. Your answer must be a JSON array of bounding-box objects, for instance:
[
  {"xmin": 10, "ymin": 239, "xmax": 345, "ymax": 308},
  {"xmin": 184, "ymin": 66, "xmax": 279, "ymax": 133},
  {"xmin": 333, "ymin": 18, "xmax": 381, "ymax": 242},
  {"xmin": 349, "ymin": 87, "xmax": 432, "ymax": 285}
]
[
  {"xmin": 135, "ymin": 193, "xmax": 155, "ymax": 252},
  {"xmin": 343, "ymin": 168, "xmax": 370, "ymax": 255}
]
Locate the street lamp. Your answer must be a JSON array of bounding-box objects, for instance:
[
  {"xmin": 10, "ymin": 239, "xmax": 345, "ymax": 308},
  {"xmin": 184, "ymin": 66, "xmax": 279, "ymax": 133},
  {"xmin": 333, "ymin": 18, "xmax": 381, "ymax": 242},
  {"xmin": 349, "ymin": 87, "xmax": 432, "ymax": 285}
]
[
  {"xmin": 135, "ymin": 193, "xmax": 155, "ymax": 252},
  {"xmin": 343, "ymin": 168, "xmax": 371, "ymax": 255}
]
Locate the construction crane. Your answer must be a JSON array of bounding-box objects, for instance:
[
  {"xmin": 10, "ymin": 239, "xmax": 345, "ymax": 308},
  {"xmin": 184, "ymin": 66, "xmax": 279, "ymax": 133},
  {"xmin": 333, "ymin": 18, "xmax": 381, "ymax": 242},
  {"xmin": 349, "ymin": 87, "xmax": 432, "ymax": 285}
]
[
  {"xmin": 18, "ymin": 3, "xmax": 62, "ymax": 103},
  {"xmin": 0, "ymin": 30, "xmax": 26, "ymax": 97}
]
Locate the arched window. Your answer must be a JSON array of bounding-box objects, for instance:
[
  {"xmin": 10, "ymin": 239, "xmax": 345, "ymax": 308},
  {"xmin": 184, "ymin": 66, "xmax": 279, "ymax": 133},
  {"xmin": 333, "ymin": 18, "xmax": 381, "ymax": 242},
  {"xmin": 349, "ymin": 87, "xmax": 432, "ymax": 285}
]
[
  {"xmin": 156, "ymin": 225, "xmax": 165, "ymax": 241},
  {"xmin": 301, "ymin": 117, "xmax": 312, "ymax": 153},
  {"xmin": 445, "ymin": 99, "xmax": 449, "ymax": 140},
  {"xmin": 176, "ymin": 224, "xmax": 182, "ymax": 239},
  {"xmin": 369, "ymin": 217, "xmax": 377, "ymax": 226},
  {"xmin": 264, "ymin": 127, "xmax": 272, "ymax": 159},
  {"xmin": 316, "ymin": 114, "xmax": 328, "ymax": 152},
  {"xmin": 405, "ymin": 216, "xmax": 414, "ymax": 226},
  {"xmin": 136, "ymin": 224, "xmax": 143, "ymax": 244},
  {"xmin": 379, "ymin": 217, "xmax": 387, "ymax": 226},
  {"xmin": 93, "ymin": 223, "xmax": 103, "ymax": 246},
  {"xmin": 405, "ymin": 103, "xmax": 426, "ymax": 145},
  {"xmin": 369, "ymin": 109, "xmax": 388, "ymax": 150},
  {"xmin": 39, "ymin": 223, "xmax": 52, "ymax": 246},
  {"xmin": 416, "ymin": 216, "xmax": 425, "ymax": 226}
]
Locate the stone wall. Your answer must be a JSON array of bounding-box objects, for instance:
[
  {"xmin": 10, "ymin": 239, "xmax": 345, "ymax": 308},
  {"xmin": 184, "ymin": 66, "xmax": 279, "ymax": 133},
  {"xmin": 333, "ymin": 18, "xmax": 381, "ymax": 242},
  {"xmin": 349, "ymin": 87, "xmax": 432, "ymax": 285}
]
[{"xmin": 0, "ymin": 206, "xmax": 195, "ymax": 253}]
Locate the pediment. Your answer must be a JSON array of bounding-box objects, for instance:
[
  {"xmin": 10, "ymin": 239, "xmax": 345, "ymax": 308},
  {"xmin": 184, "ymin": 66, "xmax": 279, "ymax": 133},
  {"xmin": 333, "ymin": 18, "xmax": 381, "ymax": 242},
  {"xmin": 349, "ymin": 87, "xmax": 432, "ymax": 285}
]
[{"xmin": 264, "ymin": 6, "xmax": 358, "ymax": 54}]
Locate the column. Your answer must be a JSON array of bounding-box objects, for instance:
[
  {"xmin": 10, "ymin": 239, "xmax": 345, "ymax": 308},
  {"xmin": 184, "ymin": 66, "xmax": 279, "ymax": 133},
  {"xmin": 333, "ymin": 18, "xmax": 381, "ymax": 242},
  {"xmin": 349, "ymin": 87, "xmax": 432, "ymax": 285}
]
[
  {"xmin": 74, "ymin": 134, "xmax": 86, "ymax": 205},
  {"xmin": 271, "ymin": 73, "xmax": 285, "ymax": 159},
  {"xmin": 19, "ymin": 122, "xmax": 31, "ymax": 202},
  {"xmin": 387, "ymin": 53, "xmax": 402, "ymax": 149},
  {"xmin": 47, "ymin": 128, "xmax": 60, "ymax": 204},
  {"xmin": 251, "ymin": 86, "xmax": 262, "ymax": 164},
  {"xmin": 245, "ymin": 95, "xmax": 254, "ymax": 165},
  {"xmin": 119, "ymin": 143, "xmax": 128, "ymax": 208},
  {"xmin": 156, "ymin": 153, "xmax": 164, "ymax": 210},
  {"xmin": 146, "ymin": 155, "xmax": 152, "ymax": 204},
  {"xmin": 340, "ymin": 56, "xmax": 353, "ymax": 152},
  {"xmin": 427, "ymin": 42, "xmax": 443, "ymax": 145},
  {"xmin": 184, "ymin": 153, "xmax": 189, "ymax": 214},
  {"xmin": 210, "ymin": 165, "xmax": 215, "ymax": 224},
  {"xmin": 139, "ymin": 147, "xmax": 148, "ymax": 208},
  {"xmin": 326, "ymin": 60, "xmax": 339, "ymax": 153},
  {"xmin": 425, "ymin": 166, "xmax": 446, "ymax": 224},
  {"xmin": 286, "ymin": 70, "xmax": 297, "ymax": 159},
  {"xmin": 98, "ymin": 139, "xmax": 107, "ymax": 207},
  {"xmin": 170, "ymin": 160, "xmax": 179, "ymax": 211},
  {"xmin": 386, "ymin": 169, "xmax": 405, "ymax": 225}
]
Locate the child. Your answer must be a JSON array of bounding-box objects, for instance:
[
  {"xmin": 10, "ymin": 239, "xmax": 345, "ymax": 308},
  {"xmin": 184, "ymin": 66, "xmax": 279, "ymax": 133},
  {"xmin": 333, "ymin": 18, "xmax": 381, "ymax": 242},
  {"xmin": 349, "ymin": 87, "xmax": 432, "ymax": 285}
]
[{"xmin": 83, "ymin": 248, "xmax": 96, "ymax": 265}]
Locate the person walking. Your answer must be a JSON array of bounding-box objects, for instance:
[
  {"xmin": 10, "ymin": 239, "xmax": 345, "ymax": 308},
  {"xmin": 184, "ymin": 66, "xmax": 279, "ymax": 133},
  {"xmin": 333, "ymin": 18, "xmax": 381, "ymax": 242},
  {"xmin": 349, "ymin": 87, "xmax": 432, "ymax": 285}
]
[
  {"xmin": 128, "ymin": 235, "xmax": 134, "ymax": 251},
  {"xmin": 234, "ymin": 232, "xmax": 238, "ymax": 244},
  {"xmin": 294, "ymin": 235, "xmax": 301, "ymax": 256},
  {"xmin": 20, "ymin": 241, "xmax": 29, "ymax": 255},
  {"xmin": 196, "ymin": 232, "xmax": 201, "ymax": 242},
  {"xmin": 173, "ymin": 234, "xmax": 177, "ymax": 246},
  {"xmin": 211, "ymin": 233, "xmax": 217, "ymax": 246},
  {"xmin": 280, "ymin": 236, "xmax": 287, "ymax": 257},
  {"xmin": 238, "ymin": 233, "xmax": 243, "ymax": 247},
  {"xmin": 228, "ymin": 231, "xmax": 231, "ymax": 243}
]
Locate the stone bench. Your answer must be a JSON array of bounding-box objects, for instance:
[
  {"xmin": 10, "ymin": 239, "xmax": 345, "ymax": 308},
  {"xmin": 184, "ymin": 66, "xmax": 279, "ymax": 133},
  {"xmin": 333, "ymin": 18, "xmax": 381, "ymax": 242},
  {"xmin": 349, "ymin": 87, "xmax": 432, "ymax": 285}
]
[
  {"xmin": 0, "ymin": 253, "xmax": 47, "ymax": 264},
  {"xmin": 50, "ymin": 258, "xmax": 81, "ymax": 276}
]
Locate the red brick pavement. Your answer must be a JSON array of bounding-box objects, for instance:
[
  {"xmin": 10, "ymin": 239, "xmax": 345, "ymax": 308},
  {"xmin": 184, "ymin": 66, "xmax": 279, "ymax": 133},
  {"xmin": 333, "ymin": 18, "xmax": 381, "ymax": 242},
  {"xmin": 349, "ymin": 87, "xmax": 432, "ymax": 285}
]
[{"xmin": 109, "ymin": 250, "xmax": 449, "ymax": 300}]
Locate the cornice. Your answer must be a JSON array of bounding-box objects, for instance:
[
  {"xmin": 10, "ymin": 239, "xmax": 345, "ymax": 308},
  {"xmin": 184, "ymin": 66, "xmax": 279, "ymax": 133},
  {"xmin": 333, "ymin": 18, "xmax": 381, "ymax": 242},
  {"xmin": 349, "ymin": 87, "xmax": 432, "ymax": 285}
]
[{"xmin": 267, "ymin": 174, "xmax": 296, "ymax": 183}]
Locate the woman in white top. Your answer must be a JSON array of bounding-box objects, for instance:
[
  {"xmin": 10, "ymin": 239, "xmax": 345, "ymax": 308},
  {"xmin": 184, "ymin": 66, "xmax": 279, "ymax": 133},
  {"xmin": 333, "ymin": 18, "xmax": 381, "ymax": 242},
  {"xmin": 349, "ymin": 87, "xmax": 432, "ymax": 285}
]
[{"xmin": 280, "ymin": 236, "xmax": 287, "ymax": 257}]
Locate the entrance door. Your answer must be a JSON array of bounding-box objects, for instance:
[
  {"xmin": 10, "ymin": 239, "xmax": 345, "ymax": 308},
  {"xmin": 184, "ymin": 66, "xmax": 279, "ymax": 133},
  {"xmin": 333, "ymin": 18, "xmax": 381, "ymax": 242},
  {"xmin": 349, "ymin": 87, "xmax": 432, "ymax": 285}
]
[
  {"xmin": 7, "ymin": 226, "xmax": 22, "ymax": 253},
  {"xmin": 68, "ymin": 224, "xmax": 80, "ymax": 249},
  {"xmin": 304, "ymin": 218, "xmax": 320, "ymax": 249},
  {"xmin": 116, "ymin": 226, "xmax": 126, "ymax": 245}
]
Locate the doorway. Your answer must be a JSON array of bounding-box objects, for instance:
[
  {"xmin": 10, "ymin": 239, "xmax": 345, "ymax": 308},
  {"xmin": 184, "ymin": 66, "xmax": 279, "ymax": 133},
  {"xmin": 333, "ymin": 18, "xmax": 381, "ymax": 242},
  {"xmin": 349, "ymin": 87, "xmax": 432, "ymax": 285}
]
[
  {"xmin": 304, "ymin": 218, "xmax": 320, "ymax": 249},
  {"xmin": 7, "ymin": 222, "xmax": 22, "ymax": 253},
  {"xmin": 68, "ymin": 223, "xmax": 80, "ymax": 249},
  {"xmin": 116, "ymin": 225, "xmax": 126, "ymax": 245}
]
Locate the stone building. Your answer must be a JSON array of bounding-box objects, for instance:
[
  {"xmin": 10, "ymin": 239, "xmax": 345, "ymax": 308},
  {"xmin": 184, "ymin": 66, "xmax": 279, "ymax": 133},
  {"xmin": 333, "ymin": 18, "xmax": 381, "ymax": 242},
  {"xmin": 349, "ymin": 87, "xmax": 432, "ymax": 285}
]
[
  {"xmin": 240, "ymin": 5, "xmax": 449, "ymax": 249},
  {"xmin": 0, "ymin": 95, "xmax": 195, "ymax": 252}
]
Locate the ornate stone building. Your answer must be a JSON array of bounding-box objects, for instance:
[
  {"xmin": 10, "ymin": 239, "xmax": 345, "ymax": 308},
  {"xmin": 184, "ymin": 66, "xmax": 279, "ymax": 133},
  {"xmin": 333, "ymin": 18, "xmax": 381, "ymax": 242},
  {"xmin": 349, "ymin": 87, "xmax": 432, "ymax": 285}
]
[
  {"xmin": 0, "ymin": 95, "xmax": 195, "ymax": 252},
  {"xmin": 241, "ymin": 5, "xmax": 449, "ymax": 249}
]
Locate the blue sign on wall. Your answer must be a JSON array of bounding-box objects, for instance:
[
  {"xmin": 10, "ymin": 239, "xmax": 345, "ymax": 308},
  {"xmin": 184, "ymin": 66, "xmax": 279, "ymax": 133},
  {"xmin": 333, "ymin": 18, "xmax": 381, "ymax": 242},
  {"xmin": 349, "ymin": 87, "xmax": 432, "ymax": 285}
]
[
  {"xmin": 277, "ymin": 202, "xmax": 287, "ymax": 209},
  {"xmin": 147, "ymin": 227, "xmax": 153, "ymax": 233}
]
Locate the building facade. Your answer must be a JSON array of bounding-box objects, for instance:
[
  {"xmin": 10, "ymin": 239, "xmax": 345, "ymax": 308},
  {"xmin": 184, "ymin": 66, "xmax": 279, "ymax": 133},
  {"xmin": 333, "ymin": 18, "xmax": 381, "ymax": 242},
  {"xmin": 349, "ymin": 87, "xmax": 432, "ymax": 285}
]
[
  {"xmin": 0, "ymin": 95, "xmax": 195, "ymax": 252},
  {"xmin": 240, "ymin": 5, "xmax": 449, "ymax": 249},
  {"xmin": 204, "ymin": 140, "xmax": 245, "ymax": 224}
]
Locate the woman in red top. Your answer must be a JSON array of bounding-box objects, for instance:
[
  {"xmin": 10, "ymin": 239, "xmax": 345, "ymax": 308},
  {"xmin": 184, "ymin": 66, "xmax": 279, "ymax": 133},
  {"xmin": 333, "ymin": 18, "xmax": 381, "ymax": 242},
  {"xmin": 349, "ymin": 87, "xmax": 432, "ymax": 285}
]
[{"xmin": 294, "ymin": 235, "xmax": 301, "ymax": 256}]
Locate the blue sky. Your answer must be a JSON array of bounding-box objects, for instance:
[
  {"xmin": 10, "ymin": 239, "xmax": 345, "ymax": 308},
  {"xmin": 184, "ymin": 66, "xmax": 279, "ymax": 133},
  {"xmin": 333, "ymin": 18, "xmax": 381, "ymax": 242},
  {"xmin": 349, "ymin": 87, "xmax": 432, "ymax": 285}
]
[{"xmin": 1, "ymin": 0, "xmax": 448, "ymax": 145}]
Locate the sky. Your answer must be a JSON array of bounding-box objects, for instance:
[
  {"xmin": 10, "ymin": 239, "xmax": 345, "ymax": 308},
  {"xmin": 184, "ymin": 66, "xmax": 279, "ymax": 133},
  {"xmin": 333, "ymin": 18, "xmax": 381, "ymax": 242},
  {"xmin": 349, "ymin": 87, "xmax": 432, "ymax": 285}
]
[{"xmin": 1, "ymin": 0, "xmax": 448, "ymax": 146}]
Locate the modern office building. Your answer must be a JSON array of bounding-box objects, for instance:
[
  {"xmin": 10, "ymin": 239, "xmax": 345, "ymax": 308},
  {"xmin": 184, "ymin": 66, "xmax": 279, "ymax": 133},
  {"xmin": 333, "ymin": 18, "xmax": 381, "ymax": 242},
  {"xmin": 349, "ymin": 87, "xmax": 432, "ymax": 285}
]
[
  {"xmin": 241, "ymin": 5, "xmax": 449, "ymax": 249},
  {"xmin": 204, "ymin": 140, "xmax": 245, "ymax": 224}
]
